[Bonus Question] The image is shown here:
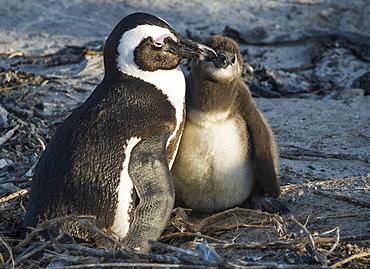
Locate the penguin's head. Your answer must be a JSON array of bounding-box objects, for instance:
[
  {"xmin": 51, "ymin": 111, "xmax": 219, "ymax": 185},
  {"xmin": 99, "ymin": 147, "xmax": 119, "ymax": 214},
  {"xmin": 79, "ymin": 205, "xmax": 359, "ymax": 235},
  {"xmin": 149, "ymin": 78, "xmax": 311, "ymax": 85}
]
[
  {"xmin": 191, "ymin": 35, "xmax": 243, "ymax": 81},
  {"xmin": 103, "ymin": 12, "xmax": 216, "ymax": 78}
]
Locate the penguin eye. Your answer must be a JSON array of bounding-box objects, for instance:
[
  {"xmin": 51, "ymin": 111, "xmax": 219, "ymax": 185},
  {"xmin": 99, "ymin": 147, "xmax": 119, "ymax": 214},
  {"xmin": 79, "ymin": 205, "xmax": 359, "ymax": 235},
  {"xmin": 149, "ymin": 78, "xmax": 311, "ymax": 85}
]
[
  {"xmin": 154, "ymin": 41, "xmax": 164, "ymax": 48},
  {"xmin": 153, "ymin": 33, "xmax": 177, "ymax": 48},
  {"xmin": 231, "ymin": 55, "xmax": 236, "ymax": 65}
]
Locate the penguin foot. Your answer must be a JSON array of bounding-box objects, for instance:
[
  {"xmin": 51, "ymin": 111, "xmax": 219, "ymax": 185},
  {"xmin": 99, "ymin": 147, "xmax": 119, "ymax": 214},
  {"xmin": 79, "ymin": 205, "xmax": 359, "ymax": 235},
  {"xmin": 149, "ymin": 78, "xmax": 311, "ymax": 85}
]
[{"xmin": 250, "ymin": 195, "xmax": 289, "ymax": 215}]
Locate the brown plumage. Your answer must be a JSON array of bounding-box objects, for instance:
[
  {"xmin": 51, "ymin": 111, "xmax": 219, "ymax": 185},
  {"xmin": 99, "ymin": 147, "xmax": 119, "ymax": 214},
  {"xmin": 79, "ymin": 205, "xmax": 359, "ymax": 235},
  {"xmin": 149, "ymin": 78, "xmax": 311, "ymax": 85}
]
[{"xmin": 172, "ymin": 35, "xmax": 288, "ymax": 214}]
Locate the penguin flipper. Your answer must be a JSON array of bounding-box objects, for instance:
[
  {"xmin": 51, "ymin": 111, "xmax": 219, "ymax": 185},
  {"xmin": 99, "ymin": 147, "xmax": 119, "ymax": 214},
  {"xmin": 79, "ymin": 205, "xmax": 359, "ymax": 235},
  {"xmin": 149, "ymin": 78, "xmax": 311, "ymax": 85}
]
[
  {"xmin": 238, "ymin": 84, "xmax": 281, "ymax": 198},
  {"xmin": 123, "ymin": 133, "xmax": 175, "ymax": 252}
]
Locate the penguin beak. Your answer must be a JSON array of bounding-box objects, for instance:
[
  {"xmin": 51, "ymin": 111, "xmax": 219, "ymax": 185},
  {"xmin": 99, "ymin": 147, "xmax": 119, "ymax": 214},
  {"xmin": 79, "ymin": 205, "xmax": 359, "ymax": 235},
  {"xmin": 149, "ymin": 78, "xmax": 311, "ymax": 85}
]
[
  {"xmin": 213, "ymin": 51, "xmax": 236, "ymax": 69},
  {"xmin": 166, "ymin": 35, "xmax": 217, "ymax": 61}
]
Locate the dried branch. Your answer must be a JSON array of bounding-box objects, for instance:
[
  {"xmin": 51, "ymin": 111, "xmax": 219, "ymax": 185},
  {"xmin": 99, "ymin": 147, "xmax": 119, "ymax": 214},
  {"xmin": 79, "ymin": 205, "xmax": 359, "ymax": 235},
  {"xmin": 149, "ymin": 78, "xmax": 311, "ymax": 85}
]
[
  {"xmin": 0, "ymin": 236, "xmax": 14, "ymax": 268},
  {"xmin": 290, "ymin": 215, "xmax": 327, "ymax": 266},
  {"xmin": 323, "ymin": 227, "xmax": 340, "ymax": 254},
  {"xmin": 149, "ymin": 240, "xmax": 200, "ymax": 258},
  {"xmin": 0, "ymin": 125, "xmax": 20, "ymax": 145},
  {"xmin": 34, "ymin": 262, "xmax": 209, "ymax": 268},
  {"xmin": 210, "ymin": 240, "xmax": 300, "ymax": 251},
  {"xmin": 0, "ymin": 77, "xmax": 46, "ymax": 92},
  {"xmin": 18, "ymin": 214, "xmax": 138, "ymax": 261},
  {"xmin": 191, "ymin": 208, "xmax": 279, "ymax": 233},
  {"xmin": 158, "ymin": 231, "xmax": 227, "ymax": 243},
  {"xmin": 279, "ymin": 145, "xmax": 370, "ymax": 163},
  {"xmin": 194, "ymin": 241, "xmax": 224, "ymax": 263},
  {"xmin": 59, "ymin": 242, "xmax": 223, "ymax": 267},
  {"xmin": 281, "ymin": 176, "xmax": 367, "ymax": 193},
  {"xmin": 58, "ymin": 243, "xmax": 181, "ymax": 264},
  {"xmin": 0, "ymin": 189, "xmax": 29, "ymax": 203},
  {"xmin": 313, "ymin": 190, "xmax": 370, "ymax": 209},
  {"xmin": 331, "ymin": 251, "xmax": 370, "ymax": 268},
  {"xmin": 13, "ymin": 240, "xmax": 52, "ymax": 267},
  {"xmin": 210, "ymin": 232, "xmax": 370, "ymax": 251}
]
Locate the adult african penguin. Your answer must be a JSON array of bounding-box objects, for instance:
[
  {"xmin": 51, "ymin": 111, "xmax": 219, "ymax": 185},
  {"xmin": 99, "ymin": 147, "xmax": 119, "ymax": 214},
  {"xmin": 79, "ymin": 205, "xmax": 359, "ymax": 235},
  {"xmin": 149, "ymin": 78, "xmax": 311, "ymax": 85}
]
[
  {"xmin": 172, "ymin": 35, "xmax": 289, "ymax": 214},
  {"xmin": 23, "ymin": 12, "xmax": 216, "ymax": 252}
]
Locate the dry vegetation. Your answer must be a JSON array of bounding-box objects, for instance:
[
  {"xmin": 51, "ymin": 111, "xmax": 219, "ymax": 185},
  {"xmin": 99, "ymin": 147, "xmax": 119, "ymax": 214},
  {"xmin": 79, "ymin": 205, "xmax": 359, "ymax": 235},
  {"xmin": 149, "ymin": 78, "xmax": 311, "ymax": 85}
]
[
  {"xmin": 0, "ymin": 45, "xmax": 369, "ymax": 269},
  {"xmin": 1, "ymin": 0, "xmax": 370, "ymax": 268}
]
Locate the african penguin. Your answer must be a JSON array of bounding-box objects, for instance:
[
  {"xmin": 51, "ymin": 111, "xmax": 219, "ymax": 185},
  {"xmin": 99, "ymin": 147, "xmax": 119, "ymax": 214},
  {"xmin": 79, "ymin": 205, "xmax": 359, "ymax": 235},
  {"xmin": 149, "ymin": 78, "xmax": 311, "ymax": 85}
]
[
  {"xmin": 23, "ymin": 12, "xmax": 216, "ymax": 252},
  {"xmin": 171, "ymin": 35, "xmax": 288, "ymax": 214}
]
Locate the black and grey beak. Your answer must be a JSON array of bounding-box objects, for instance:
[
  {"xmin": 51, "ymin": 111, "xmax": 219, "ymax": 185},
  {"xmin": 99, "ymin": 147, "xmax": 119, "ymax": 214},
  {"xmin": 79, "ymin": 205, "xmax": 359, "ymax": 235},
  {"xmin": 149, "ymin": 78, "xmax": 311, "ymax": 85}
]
[
  {"xmin": 166, "ymin": 35, "xmax": 217, "ymax": 61},
  {"xmin": 213, "ymin": 51, "xmax": 236, "ymax": 69}
]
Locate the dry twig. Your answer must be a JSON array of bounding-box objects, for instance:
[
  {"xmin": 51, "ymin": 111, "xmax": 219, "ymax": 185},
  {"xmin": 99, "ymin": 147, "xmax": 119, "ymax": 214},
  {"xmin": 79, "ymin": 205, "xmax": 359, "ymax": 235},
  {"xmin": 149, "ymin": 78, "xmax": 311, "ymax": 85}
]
[
  {"xmin": 14, "ymin": 240, "xmax": 52, "ymax": 267},
  {"xmin": 36, "ymin": 263, "xmax": 208, "ymax": 268},
  {"xmin": 313, "ymin": 190, "xmax": 370, "ymax": 209},
  {"xmin": 0, "ymin": 236, "xmax": 14, "ymax": 268},
  {"xmin": 281, "ymin": 176, "xmax": 367, "ymax": 194},
  {"xmin": 0, "ymin": 189, "xmax": 29, "ymax": 203},
  {"xmin": 57, "ymin": 243, "xmax": 181, "ymax": 264},
  {"xmin": 290, "ymin": 215, "xmax": 327, "ymax": 266},
  {"xmin": 0, "ymin": 125, "xmax": 20, "ymax": 145},
  {"xmin": 149, "ymin": 240, "xmax": 200, "ymax": 259},
  {"xmin": 279, "ymin": 144, "xmax": 370, "ymax": 163},
  {"xmin": 18, "ymin": 214, "xmax": 138, "ymax": 261},
  {"xmin": 331, "ymin": 251, "xmax": 370, "ymax": 268},
  {"xmin": 158, "ymin": 231, "xmax": 226, "ymax": 243},
  {"xmin": 210, "ymin": 232, "xmax": 369, "ymax": 251},
  {"xmin": 0, "ymin": 77, "xmax": 46, "ymax": 92},
  {"xmin": 323, "ymin": 227, "xmax": 340, "ymax": 255}
]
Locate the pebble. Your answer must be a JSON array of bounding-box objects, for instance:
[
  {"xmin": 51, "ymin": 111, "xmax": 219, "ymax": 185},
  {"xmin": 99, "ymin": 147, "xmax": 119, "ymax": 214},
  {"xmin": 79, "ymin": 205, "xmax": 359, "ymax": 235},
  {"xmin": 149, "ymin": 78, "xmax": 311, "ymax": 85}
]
[
  {"xmin": 351, "ymin": 71, "xmax": 370, "ymax": 95},
  {"xmin": 334, "ymin": 88, "xmax": 365, "ymax": 100},
  {"xmin": 0, "ymin": 158, "xmax": 14, "ymax": 169},
  {"xmin": 0, "ymin": 105, "xmax": 8, "ymax": 127},
  {"xmin": 0, "ymin": 182, "xmax": 18, "ymax": 193}
]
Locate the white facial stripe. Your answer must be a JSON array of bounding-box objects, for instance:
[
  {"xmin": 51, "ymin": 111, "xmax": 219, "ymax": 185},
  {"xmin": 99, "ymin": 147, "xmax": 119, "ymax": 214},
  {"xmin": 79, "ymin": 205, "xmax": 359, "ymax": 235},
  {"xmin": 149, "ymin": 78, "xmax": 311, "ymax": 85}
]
[
  {"xmin": 111, "ymin": 137, "xmax": 141, "ymax": 239},
  {"xmin": 116, "ymin": 24, "xmax": 175, "ymax": 75}
]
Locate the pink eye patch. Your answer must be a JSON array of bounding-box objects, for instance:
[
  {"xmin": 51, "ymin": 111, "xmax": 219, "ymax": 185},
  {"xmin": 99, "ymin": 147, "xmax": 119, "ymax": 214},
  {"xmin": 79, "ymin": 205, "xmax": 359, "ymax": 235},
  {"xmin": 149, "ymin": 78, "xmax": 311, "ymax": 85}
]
[{"xmin": 154, "ymin": 33, "xmax": 177, "ymax": 47}]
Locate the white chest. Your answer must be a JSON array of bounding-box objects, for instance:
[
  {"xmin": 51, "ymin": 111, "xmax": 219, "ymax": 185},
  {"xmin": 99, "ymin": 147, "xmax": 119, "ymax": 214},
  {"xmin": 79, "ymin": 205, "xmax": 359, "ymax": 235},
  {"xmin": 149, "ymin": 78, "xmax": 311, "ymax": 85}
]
[{"xmin": 172, "ymin": 111, "xmax": 255, "ymax": 212}]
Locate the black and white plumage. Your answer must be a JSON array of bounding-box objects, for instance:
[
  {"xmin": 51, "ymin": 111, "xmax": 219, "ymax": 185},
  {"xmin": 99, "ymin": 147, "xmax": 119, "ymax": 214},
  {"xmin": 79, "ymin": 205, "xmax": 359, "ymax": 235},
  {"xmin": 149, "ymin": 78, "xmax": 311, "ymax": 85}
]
[
  {"xmin": 23, "ymin": 12, "xmax": 216, "ymax": 252},
  {"xmin": 172, "ymin": 35, "xmax": 288, "ymax": 214}
]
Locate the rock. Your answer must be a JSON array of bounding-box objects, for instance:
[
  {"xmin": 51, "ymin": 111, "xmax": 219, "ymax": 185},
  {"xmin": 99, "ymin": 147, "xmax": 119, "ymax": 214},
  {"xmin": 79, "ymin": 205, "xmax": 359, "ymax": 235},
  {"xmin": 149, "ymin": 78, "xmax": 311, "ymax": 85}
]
[
  {"xmin": 351, "ymin": 72, "xmax": 370, "ymax": 95},
  {"xmin": 0, "ymin": 158, "xmax": 14, "ymax": 169},
  {"xmin": 334, "ymin": 88, "xmax": 365, "ymax": 100},
  {"xmin": 0, "ymin": 182, "xmax": 18, "ymax": 193},
  {"xmin": 247, "ymin": 80, "xmax": 282, "ymax": 98},
  {"xmin": 0, "ymin": 105, "xmax": 8, "ymax": 127}
]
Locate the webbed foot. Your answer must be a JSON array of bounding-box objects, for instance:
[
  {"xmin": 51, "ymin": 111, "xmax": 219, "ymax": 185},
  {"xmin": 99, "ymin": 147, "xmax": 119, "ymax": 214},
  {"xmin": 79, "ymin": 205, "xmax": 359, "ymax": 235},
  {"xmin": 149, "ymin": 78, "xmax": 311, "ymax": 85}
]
[{"xmin": 250, "ymin": 195, "xmax": 289, "ymax": 215}]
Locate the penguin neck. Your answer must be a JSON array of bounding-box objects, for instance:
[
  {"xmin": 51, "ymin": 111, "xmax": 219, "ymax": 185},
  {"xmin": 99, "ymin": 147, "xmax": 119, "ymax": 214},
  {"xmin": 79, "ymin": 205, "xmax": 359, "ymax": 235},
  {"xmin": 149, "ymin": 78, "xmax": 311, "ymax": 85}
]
[
  {"xmin": 120, "ymin": 64, "xmax": 186, "ymax": 107},
  {"xmin": 121, "ymin": 66, "xmax": 186, "ymax": 169},
  {"xmin": 186, "ymin": 72, "xmax": 238, "ymax": 116}
]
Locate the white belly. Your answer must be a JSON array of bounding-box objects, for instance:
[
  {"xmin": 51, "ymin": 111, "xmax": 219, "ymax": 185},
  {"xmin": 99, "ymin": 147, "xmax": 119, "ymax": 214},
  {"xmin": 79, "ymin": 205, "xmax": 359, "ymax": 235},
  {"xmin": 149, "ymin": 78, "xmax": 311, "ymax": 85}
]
[
  {"xmin": 172, "ymin": 112, "xmax": 255, "ymax": 213},
  {"xmin": 111, "ymin": 137, "xmax": 141, "ymax": 239}
]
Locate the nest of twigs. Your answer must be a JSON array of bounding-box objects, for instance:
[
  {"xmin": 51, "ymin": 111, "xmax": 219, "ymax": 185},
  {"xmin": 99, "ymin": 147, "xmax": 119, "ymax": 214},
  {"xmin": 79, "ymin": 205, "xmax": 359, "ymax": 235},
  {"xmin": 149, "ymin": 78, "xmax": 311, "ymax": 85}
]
[{"xmin": 1, "ymin": 194, "xmax": 369, "ymax": 269}]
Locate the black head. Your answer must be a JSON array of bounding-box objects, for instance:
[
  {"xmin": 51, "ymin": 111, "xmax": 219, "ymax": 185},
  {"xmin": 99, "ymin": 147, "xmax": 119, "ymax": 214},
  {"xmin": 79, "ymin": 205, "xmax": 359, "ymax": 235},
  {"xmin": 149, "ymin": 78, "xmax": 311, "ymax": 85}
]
[{"xmin": 103, "ymin": 13, "xmax": 216, "ymax": 78}]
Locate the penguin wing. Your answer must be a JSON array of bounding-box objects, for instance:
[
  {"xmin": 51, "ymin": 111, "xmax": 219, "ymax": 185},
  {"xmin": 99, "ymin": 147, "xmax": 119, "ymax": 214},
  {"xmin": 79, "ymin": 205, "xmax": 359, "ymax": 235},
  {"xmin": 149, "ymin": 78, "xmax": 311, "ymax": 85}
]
[
  {"xmin": 123, "ymin": 131, "xmax": 175, "ymax": 252},
  {"xmin": 237, "ymin": 82, "xmax": 281, "ymax": 198}
]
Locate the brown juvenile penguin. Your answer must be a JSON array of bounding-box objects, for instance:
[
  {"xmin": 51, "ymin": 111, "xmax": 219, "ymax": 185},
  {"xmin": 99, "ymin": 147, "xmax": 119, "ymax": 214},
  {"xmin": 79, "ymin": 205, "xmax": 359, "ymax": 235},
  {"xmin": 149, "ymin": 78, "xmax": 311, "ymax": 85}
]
[{"xmin": 172, "ymin": 35, "xmax": 288, "ymax": 214}]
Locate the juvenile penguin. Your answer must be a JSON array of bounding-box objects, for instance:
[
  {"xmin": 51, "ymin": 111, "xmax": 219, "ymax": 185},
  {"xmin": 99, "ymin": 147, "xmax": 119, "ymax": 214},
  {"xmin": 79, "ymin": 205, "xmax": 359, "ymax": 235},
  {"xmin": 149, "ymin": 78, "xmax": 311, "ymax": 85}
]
[
  {"xmin": 172, "ymin": 35, "xmax": 288, "ymax": 214},
  {"xmin": 23, "ymin": 13, "xmax": 216, "ymax": 252}
]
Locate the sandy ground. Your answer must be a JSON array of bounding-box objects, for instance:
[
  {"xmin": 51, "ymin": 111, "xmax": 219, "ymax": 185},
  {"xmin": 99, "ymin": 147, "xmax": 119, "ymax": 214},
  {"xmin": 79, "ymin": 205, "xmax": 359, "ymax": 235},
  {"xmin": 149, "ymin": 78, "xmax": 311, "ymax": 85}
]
[{"xmin": 1, "ymin": 0, "xmax": 370, "ymax": 267}]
